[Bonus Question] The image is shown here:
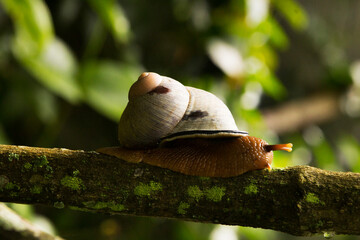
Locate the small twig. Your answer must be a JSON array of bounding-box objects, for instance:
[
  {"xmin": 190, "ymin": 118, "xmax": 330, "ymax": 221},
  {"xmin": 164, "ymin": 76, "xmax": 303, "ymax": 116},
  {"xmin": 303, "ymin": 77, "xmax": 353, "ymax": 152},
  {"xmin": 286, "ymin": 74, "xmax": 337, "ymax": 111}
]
[{"xmin": 263, "ymin": 92, "xmax": 340, "ymax": 134}]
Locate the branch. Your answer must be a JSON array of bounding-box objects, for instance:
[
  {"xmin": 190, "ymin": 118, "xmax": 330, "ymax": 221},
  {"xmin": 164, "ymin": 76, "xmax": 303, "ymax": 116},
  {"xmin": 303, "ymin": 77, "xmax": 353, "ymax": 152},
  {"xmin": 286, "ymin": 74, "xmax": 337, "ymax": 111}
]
[
  {"xmin": 263, "ymin": 92, "xmax": 340, "ymax": 134},
  {"xmin": 0, "ymin": 145, "xmax": 359, "ymax": 236}
]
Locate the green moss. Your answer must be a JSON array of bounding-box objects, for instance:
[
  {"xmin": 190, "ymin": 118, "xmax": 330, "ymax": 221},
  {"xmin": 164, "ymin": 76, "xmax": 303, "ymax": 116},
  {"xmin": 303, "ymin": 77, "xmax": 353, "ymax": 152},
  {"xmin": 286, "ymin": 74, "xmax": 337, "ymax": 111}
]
[
  {"xmin": 29, "ymin": 175, "xmax": 46, "ymax": 184},
  {"xmin": 54, "ymin": 202, "xmax": 65, "ymax": 209},
  {"xmin": 9, "ymin": 192, "xmax": 18, "ymax": 197},
  {"xmin": 83, "ymin": 201, "xmax": 96, "ymax": 208},
  {"xmin": 5, "ymin": 182, "xmax": 20, "ymax": 190},
  {"xmin": 69, "ymin": 206, "xmax": 92, "ymax": 212},
  {"xmin": 280, "ymin": 180, "xmax": 288, "ymax": 185},
  {"xmin": 46, "ymin": 165, "xmax": 53, "ymax": 173},
  {"xmin": 83, "ymin": 201, "xmax": 125, "ymax": 212},
  {"xmin": 31, "ymin": 185, "xmax": 42, "ymax": 194},
  {"xmin": 177, "ymin": 202, "xmax": 190, "ymax": 215},
  {"xmin": 244, "ymin": 184, "xmax": 258, "ymax": 195},
  {"xmin": 93, "ymin": 202, "xmax": 109, "ymax": 209},
  {"xmin": 23, "ymin": 162, "xmax": 32, "ymax": 170},
  {"xmin": 43, "ymin": 173, "xmax": 51, "ymax": 179},
  {"xmin": 110, "ymin": 204, "xmax": 125, "ymax": 212},
  {"xmin": 32, "ymin": 155, "xmax": 53, "ymax": 173},
  {"xmin": 134, "ymin": 184, "xmax": 151, "ymax": 196},
  {"xmin": 73, "ymin": 170, "xmax": 80, "ymax": 176},
  {"xmin": 61, "ymin": 176, "xmax": 85, "ymax": 191},
  {"xmin": 134, "ymin": 181, "xmax": 162, "ymax": 197},
  {"xmin": 117, "ymin": 189, "xmax": 129, "ymax": 200},
  {"xmin": 8, "ymin": 153, "xmax": 19, "ymax": 162},
  {"xmin": 205, "ymin": 186, "xmax": 225, "ymax": 202},
  {"xmin": 305, "ymin": 193, "xmax": 325, "ymax": 205},
  {"xmin": 187, "ymin": 185, "xmax": 203, "ymax": 202},
  {"xmin": 150, "ymin": 181, "xmax": 162, "ymax": 191},
  {"xmin": 315, "ymin": 220, "xmax": 324, "ymax": 228},
  {"xmin": 199, "ymin": 177, "xmax": 210, "ymax": 181},
  {"xmin": 0, "ymin": 175, "xmax": 9, "ymax": 188},
  {"xmin": 35, "ymin": 155, "xmax": 49, "ymax": 167}
]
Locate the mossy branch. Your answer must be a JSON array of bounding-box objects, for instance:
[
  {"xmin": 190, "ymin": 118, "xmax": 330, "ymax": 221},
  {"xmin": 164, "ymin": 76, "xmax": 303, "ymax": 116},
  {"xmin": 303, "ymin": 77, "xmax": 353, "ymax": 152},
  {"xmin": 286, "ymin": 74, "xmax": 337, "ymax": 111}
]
[{"xmin": 0, "ymin": 144, "xmax": 360, "ymax": 236}]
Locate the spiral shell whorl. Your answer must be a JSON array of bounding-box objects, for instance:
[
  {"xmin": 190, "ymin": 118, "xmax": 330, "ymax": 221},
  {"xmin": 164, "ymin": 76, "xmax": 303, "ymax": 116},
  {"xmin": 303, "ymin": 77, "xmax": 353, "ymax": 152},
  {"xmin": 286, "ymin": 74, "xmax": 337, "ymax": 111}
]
[
  {"xmin": 128, "ymin": 72, "xmax": 162, "ymax": 100},
  {"xmin": 168, "ymin": 87, "xmax": 239, "ymax": 134},
  {"xmin": 118, "ymin": 73, "xmax": 190, "ymax": 148}
]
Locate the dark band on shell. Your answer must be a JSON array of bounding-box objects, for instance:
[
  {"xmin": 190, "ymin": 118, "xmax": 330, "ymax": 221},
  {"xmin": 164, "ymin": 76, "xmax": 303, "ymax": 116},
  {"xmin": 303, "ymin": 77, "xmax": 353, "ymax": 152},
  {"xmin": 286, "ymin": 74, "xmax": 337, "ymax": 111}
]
[
  {"xmin": 160, "ymin": 130, "xmax": 249, "ymax": 145},
  {"xmin": 148, "ymin": 86, "xmax": 170, "ymax": 95},
  {"xmin": 182, "ymin": 110, "xmax": 209, "ymax": 120}
]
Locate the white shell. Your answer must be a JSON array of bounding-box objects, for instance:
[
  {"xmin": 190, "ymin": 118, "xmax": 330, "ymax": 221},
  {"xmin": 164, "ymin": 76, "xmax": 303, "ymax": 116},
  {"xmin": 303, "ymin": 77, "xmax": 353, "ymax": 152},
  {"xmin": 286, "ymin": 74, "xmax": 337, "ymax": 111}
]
[
  {"xmin": 161, "ymin": 87, "xmax": 247, "ymax": 144},
  {"xmin": 118, "ymin": 75, "xmax": 189, "ymax": 148},
  {"xmin": 118, "ymin": 72, "xmax": 248, "ymax": 148}
]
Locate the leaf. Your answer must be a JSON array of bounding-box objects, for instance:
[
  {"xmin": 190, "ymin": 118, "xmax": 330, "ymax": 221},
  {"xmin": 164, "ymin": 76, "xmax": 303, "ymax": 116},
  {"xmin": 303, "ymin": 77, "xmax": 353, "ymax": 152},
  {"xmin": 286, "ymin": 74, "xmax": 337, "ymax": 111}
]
[
  {"xmin": 80, "ymin": 60, "xmax": 142, "ymax": 121},
  {"xmin": 0, "ymin": 0, "xmax": 53, "ymax": 48},
  {"xmin": 2, "ymin": 0, "xmax": 82, "ymax": 103},
  {"xmin": 260, "ymin": 74, "xmax": 286, "ymax": 99},
  {"xmin": 207, "ymin": 39, "xmax": 245, "ymax": 79},
  {"xmin": 87, "ymin": 0, "xmax": 130, "ymax": 43},
  {"xmin": 259, "ymin": 17, "xmax": 289, "ymax": 49},
  {"xmin": 247, "ymin": 66, "xmax": 286, "ymax": 99},
  {"xmin": 13, "ymin": 37, "xmax": 82, "ymax": 103},
  {"xmin": 272, "ymin": 0, "xmax": 308, "ymax": 30}
]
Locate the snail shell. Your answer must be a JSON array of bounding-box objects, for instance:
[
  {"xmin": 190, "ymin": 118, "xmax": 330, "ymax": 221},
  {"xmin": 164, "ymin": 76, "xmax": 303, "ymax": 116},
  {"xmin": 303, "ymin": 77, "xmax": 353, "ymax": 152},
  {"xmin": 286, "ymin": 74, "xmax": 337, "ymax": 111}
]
[
  {"xmin": 118, "ymin": 72, "xmax": 247, "ymax": 148},
  {"xmin": 98, "ymin": 72, "xmax": 293, "ymax": 177},
  {"xmin": 118, "ymin": 73, "xmax": 190, "ymax": 148}
]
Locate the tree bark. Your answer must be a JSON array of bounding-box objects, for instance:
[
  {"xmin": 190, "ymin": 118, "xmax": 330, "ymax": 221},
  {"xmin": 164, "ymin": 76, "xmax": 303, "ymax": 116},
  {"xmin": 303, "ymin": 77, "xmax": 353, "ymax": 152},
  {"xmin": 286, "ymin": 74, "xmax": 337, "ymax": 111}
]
[{"xmin": 0, "ymin": 144, "xmax": 359, "ymax": 236}]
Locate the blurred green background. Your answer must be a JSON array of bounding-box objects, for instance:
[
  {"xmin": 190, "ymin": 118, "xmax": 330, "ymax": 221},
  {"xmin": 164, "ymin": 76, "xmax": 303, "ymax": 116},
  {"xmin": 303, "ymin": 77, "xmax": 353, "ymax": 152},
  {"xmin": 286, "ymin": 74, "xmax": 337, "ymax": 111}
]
[{"xmin": 1, "ymin": 0, "xmax": 360, "ymax": 239}]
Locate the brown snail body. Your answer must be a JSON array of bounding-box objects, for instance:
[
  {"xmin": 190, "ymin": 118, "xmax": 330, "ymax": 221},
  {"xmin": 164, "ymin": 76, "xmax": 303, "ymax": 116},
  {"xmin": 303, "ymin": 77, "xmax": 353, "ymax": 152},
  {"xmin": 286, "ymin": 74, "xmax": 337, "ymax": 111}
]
[{"xmin": 97, "ymin": 72, "xmax": 292, "ymax": 177}]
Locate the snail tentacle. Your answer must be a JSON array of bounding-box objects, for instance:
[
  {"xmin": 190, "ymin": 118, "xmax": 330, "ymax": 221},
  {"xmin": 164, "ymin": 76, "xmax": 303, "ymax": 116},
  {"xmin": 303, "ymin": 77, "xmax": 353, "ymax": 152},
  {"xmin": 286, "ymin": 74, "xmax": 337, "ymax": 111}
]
[{"xmin": 264, "ymin": 143, "xmax": 293, "ymax": 153}]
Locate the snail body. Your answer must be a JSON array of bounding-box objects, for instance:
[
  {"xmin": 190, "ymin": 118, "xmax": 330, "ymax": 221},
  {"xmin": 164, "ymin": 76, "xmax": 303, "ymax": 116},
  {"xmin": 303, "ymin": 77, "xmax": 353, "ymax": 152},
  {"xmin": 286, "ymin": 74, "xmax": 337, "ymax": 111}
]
[{"xmin": 98, "ymin": 72, "xmax": 292, "ymax": 177}]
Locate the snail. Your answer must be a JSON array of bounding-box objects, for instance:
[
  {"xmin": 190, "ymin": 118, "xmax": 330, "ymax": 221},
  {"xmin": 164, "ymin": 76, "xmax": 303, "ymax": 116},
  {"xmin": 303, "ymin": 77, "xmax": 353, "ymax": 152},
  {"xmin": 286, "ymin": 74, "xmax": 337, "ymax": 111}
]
[{"xmin": 97, "ymin": 72, "xmax": 293, "ymax": 177}]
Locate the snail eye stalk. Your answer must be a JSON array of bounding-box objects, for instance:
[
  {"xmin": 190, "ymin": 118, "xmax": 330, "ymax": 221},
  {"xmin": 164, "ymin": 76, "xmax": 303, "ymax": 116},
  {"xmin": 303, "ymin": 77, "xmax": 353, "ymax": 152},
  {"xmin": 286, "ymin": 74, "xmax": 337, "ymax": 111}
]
[{"xmin": 265, "ymin": 143, "xmax": 293, "ymax": 153}]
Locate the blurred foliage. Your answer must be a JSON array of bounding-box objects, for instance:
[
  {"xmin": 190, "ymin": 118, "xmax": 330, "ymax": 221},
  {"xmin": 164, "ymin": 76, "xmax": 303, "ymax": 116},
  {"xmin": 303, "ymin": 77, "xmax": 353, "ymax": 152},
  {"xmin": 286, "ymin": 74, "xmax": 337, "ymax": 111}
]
[
  {"xmin": 2, "ymin": 0, "xmax": 82, "ymax": 103},
  {"xmin": 79, "ymin": 60, "xmax": 141, "ymax": 120},
  {"xmin": 1, "ymin": 0, "xmax": 360, "ymax": 239}
]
